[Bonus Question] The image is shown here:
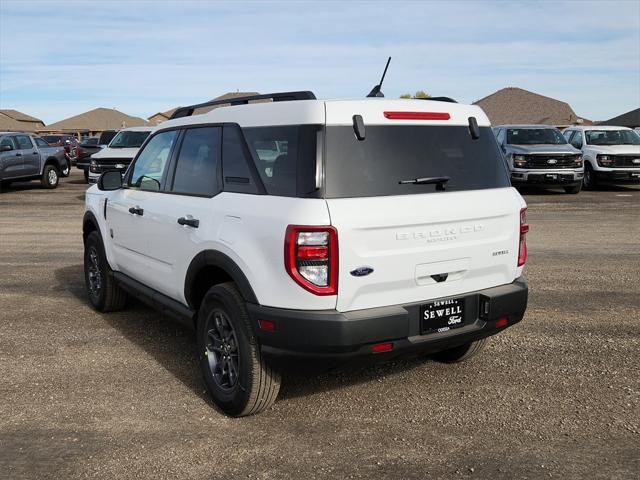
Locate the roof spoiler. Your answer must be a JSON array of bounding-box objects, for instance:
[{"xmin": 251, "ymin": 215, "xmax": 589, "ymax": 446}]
[{"xmin": 170, "ymin": 91, "xmax": 317, "ymax": 119}]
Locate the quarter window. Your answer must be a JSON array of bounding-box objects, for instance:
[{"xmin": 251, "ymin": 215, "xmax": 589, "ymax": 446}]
[
  {"xmin": 129, "ymin": 130, "xmax": 177, "ymax": 191},
  {"xmin": 16, "ymin": 135, "xmax": 33, "ymax": 149},
  {"xmin": 171, "ymin": 127, "xmax": 222, "ymax": 196}
]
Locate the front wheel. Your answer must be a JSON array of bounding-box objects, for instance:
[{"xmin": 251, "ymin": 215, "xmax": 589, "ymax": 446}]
[
  {"xmin": 84, "ymin": 231, "xmax": 128, "ymax": 312},
  {"xmin": 583, "ymin": 164, "xmax": 596, "ymax": 190},
  {"xmin": 41, "ymin": 164, "xmax": 59, "ymax": 189},
  {"xmin": 197, "ymin": 282, "xmax": 280, "ymax": 417},
  {"xmin": 431, "ymin": 338, "xmax": 489, "ymax": 363},
  {"xmin": 61, "ymin": 159, "xmax": 71, "ymax": 177}
]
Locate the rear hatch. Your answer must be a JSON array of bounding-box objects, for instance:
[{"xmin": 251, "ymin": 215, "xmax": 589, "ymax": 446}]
[{"xmin": 323, "ymin": 100, "xmax": 523, "ymax": 312}]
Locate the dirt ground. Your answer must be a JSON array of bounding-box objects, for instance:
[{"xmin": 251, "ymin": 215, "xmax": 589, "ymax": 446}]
[{"xmin": 1, "ymin": 170, "xmax": 638, "ymax": 479}]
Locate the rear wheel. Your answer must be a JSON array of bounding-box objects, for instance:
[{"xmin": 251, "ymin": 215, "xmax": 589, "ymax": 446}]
[
  {"xmin": 84, "ymin": 231, "xmax": 128, "ymax": 312},
  {"xmin": 431, "ymin": 338, "xmax": 489, "ymax": 363},
  {"xmin": 583, "ymin": 163, "xmax": 596, "ymax": 190},
  {"xmin": 197, "ymin": 282, "xmax": 280, "ymax": 416},
  {"xmin": 564, "ymin": 183, "xmax": 581, "ymax": 194},
  {"xmin": 41, "ymin": 164, "xmax": 59, "ymax": 189}
]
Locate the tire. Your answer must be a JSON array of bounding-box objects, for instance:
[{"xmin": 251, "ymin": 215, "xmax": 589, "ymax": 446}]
[
  {"xmin": 431, "ymin": 337, "xmax": 489, "ymax": 363},
  {"xmin": 41, "ymin": 164, "xmax": 59, "ymax": 189},
  {"xmin": 197, "ymin": 282, "xmax": 280, "ymax": 417},
  {"xmin": 61, "ymin": 159, "xmax": 71, "ymax": 177},
  {"xmin": 84, "ymin": 231, "xmax": 128, "ymax": 312},
  {"xmin": 583, "ymin": 163, "xmax": 596, "ymax": 190},
  {"xmin": 564, "ymin": 183, "xmax": 581, "ymax": 194},
  {"xmin": 0, "ymin": 180, "xmax": 11, "ymax": 191},
  {"xmin": 84, "ymin": 168, "xmax": 89, "ymax": 183}
]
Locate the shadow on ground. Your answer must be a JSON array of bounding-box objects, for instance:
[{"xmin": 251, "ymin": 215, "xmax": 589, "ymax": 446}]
[{"xmin": 53, "ymin": 263, "xmax": 433, "ymax": 405}]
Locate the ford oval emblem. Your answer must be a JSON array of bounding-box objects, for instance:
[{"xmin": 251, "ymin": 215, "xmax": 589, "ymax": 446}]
[
  {"xmin": 633, "ymin": 158, "xmax": 640, "ymax": 164},
  {"xmin": 350, "ymin": 266, "xmax": 374, "ymax": 277},
  {"xmin": 547, "ymin": 159, "xmax": 558, "ymax": 164}
]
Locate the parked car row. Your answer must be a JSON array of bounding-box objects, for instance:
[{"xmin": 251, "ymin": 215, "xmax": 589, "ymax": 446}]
[{"xmin": 493, "ymin": 124, "xmax": 640, "ymax": 193}]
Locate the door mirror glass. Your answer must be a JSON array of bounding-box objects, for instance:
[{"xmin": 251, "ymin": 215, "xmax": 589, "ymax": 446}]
[
  {"xmin": 0, "ymin": 144, "xmax": 12, "ymax": 152},
  {"xmin": 97, "ymin": 170, "xmax": 123, "ymax": 191}
]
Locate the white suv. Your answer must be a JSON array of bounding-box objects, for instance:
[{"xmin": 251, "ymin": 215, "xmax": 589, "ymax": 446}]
[
  {"xmin": 562, "ymin": 125, "xmax": 640, "ymax": 189},
  {"xmin": 87, "ymin": 127, "xmax": 153, "ymax": 184},
  {"xmin": 83, "ymin": 91, "xmax": 529, "ymax": 416}
]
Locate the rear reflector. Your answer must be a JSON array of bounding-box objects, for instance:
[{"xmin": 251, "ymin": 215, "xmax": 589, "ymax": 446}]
[
  {"xmin": 384, "ymin": 111, "xmax": 451, "ymax": 121},
  {"xmin": 258, "ymin": 319, "xmax": 276, "ymax": 332},
  {"xmin": 495, "ymin": 317, "xmax": 508, "ymax": 328},
  {"xmin": 371, "ymin": 342, "xmax": 394, "ymax": 353}
]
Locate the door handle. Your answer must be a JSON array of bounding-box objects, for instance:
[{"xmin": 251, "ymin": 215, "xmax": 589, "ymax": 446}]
[
  {"xmin": 32, "ymin": 151, "xmax": 38, "ymax": 155},
  {"xmin": 128, "ymin": 206, "xmax": 144, "ymax": 216},
  {"xmin": 177, "ymin": 217, "xmax": 199, "ymax": 228},
  {"xmin": 15, "ymin": 153, "xmax": 22, "ymax": 157}
]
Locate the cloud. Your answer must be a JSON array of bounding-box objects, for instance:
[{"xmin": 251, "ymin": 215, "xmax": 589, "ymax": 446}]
[{"xmin": 1, "ymin": 0, "xmax": 638, "ymax": 123}]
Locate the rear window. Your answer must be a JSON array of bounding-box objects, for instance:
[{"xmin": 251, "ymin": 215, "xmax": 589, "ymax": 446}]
[{"xmin": 324, "ymin": 126, "xmax": 509, "ymax": 198}]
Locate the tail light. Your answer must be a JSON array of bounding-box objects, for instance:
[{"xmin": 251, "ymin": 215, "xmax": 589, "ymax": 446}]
[
  {"xmin": 285, "ymin": 225, "xmax": 338, "ymax": 295},
  {"xmin": 518, "ymin": 208, "xmax": 529, "ymax": 267}
]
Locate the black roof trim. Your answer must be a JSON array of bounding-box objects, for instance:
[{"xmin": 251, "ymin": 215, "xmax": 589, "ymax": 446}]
[{"xmin": 170, "ymin": 91, "xmax": 317, "ymax": 119}]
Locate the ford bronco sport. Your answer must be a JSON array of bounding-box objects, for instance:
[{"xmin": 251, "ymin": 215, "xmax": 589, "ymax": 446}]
[{"xmin": 83, "ymin": 91, "xmax": 529, "ymax": 416}]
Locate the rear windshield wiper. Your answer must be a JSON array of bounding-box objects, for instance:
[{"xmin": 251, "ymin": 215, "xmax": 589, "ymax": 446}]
[{"xmin": 398, "ymin": 176, "xmax": 450, "ymax": 191}]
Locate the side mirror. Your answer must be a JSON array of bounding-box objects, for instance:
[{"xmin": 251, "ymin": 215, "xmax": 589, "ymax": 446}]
[
  {"xmin": 97, "ymin": 170, "xmax": 123, "ymax": 191},
  {"xmin": 0, "ymin": 144, "xmax": 13, "ymax": 152}
]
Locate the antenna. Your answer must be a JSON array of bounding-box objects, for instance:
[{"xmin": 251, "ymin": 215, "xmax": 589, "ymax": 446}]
[{"xmin": 367, "ymin": 57, "xmax": 391, "ymax": 98}]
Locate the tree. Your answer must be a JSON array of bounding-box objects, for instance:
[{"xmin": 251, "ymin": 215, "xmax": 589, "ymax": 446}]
[{"xmin": 400, "ymin": 90, "xmax": 431, "ymax": 99}]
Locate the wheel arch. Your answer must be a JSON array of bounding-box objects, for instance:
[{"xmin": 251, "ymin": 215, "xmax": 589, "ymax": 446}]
[
  {"xmin": 184, "ymin": 250, "xmax": 258, "ymax": 312},
  {"xmin": 82, "ymin": 210, "xmax": 100, "ymax": 244}
]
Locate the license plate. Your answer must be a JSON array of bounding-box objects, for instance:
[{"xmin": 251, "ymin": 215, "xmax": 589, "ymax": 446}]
[
  {"xmin": 545, "ymin": 174, "xmax": 558, "ymax": 179},
  {"xmin": 631, "ymin": 173, "xmax": 640, "ymax": 178},
  {"xmin": 420, "ymin": 298, "xmax": 465, "ymax": 333}
]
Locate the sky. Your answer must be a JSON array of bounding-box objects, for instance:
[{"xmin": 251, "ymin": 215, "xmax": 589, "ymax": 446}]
[{"xmin": 0, "ymin": 0, "xmax": 639, "ymax": 124}]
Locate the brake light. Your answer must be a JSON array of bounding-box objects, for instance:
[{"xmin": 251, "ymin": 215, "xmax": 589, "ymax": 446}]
[
  {"xmin": 518, "ymin": 208, "xmax": 529, "ymax": 267},
  {"xmin": 285, "ymin": 225, "xmax": 338, "ymax": 295},
  {"xmin": 384, "ymin": 111, "xmax": 450, "ymax": 121}
]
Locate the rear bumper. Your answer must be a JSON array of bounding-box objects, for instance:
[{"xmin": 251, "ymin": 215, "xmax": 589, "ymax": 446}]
[
  {"xmin": 594, "ymin": 169, "xmax": 640, "ymax": 184},
  {"xmin": 248, "ymin": 277, "xmax": 528, "ymax": 361}
]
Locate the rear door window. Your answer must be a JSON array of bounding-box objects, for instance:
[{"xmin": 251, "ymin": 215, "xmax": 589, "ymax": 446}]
[
  {"xmin": 170, "ymin": 127, "xmax": 222, "ymax": 196},
  {"xmin": 16, "ymin": 135, "xmax": 33, "ymax": 150},
  {"xmin": 324, "ymin": 125, "xmax": 509, "ymax": 198},
  {"xmin": 34, "ymin": 137, "xmax": 49, "ymax": 147}
]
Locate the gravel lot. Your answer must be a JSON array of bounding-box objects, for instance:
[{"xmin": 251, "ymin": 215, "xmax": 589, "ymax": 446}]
[{"xmin": 1, "ymin": 170, "xmax": 638, "ymax": 479}]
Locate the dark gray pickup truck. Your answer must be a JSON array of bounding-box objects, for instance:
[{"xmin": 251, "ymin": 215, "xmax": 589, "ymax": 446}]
[
  {"xmin": 0, "ymin": 132, "xmax": 66, "ymax": 190},
  {"xmin": 493, "ymin": 124, "xmax": 584, "ymax": 194}
]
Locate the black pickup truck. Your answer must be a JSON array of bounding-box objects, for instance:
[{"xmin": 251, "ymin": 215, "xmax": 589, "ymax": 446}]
[{"xmin": 76, "ymin": 130, "xmax": 118, "ymax": 182}]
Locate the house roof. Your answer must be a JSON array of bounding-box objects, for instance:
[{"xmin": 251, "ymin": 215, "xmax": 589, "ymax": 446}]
[
  {"xmin": 0, "ymin": 109, "xmax": 45, "ymax": 132},
  {"xmin": 474, "ymin": 87, "xmax": 580, "ymax": 126},
  {"xmin": 598, "ymin": 108, "xmax": 640, "ymax": 128},
  {"xmin": 40, "ymin": 107, "xmax": 148, "ymax": 132}
]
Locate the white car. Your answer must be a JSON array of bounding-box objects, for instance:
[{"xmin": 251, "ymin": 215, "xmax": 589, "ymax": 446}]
[
  {"xmin": 87, "ymin": 126, "xmax": 154, "ymax": 184},
  {"xmin": 82, "ymin": 91, "xmax": 529, "ymax": 416},
  {"xmin": 562, "ymin": 125, "xmax": 640, "ymax": 189}
]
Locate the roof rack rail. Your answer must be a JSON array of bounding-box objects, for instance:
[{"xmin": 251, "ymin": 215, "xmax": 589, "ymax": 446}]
[
  {"xmin": 170, "ymin": 91, "xmax": 317, "ymax": 119},
  {"xmin": 428, "ymin": 96, "xmax": 458, "ymax": 103}
]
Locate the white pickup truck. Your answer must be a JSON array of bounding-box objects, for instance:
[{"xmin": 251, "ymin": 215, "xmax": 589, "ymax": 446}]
[{"xmin": 0, "ymin": 132, "xmax": 67, "ymax": 189}]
